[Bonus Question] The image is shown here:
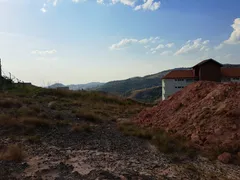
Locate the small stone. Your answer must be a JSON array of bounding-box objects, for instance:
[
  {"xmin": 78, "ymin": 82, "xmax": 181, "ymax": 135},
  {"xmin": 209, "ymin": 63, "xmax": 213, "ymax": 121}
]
[
  {"xmin": 191, "ymin": 133, "xmax": 201, "ymax": 143},
  {"xmin": 218, "ymin": 152, "xmax": 232, "ymax": 164},
  {"xmin": 214, "ymin": 128, "xmax": 222, "ymax": 135},
  {"xmin": 237, "ymin": 152, "xmax": 240, "ymax": 158},
  {"xmin": 48, "ymin": 101, "xmax": 57, "ymax": 109}
]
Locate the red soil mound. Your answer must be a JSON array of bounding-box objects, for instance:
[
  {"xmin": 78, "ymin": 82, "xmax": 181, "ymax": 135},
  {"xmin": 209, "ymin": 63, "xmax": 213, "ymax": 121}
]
[{"xmin": 134, "ymin": 81, "xmax": 240, "ymax": 152}]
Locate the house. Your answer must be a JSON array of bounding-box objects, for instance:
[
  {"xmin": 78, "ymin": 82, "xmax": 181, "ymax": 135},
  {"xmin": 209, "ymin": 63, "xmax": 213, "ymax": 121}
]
[{"xmin": 162, "ymin": 59, "xmax": 240, "ymax": 100}]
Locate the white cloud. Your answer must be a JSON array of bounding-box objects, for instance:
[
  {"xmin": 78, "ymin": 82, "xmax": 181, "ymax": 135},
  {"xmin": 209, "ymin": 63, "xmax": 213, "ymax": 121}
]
[
  {"xmin": 134, "ymin": 0, "xmax": 161, "ymax": 11},
  {"xmin": 97, "ymin": 0, "xmax": 104, "ymax": 4},
  {"xmin": 109, "ymin": 39, "xmax": 138, "ymax": 50},
  {"xmin": 40, "ymin": 7, "xmax": 47, "ymax": 13},
  {"xmin": 40, "ymin": 0, "xmax": 161, "ymax": 12},
  {"xmin": 160, "ymin": 51, "xmax": 172, "ymax": 56},
  {"xmin": 174, "ymin": 38, "xmax": 210, "ymax": 55},
  {"xmin": 149, "ymin": 42, "xmax": 174, "ymax": 53},
  {"xmin": 40, "ymin": 3, "xmax": 47, "ymax": 13},
  {"xmin": 215, "ymin": 43, "xmax": 224, "ymax": 50},
  {"xmin": 224, "ymin": 18, "xmax": 240, "ymax": 44},
  {"xmin": 165, "ymin": 43, "xmax": 174, "ymax": 48},
  {"xmin": 203, "ymin": 40, "xmax": 210, "ymax": 45},
  {"xmin": 31, "ymin": 49, "xmax": 57, "ymax": 55},
  {"xmin": 109, "ymin": 37, "xmax": 160, "ymax": 50},
  {"xmin": 53, "ymin": 0, "xmax": 58, "ymax": 6},
  {"xmin": 112, "ymin": 0, "xmax": 136, "ymax": 6}
]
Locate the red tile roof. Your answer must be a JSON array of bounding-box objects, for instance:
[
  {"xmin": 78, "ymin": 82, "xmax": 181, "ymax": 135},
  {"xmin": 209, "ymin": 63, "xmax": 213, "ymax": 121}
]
[
  {"xmin": 162, "ymin": 70, "xmax": 194, "ymax": 79},
  {"xmin": 221, "ymin": 68, "xmax": 240, "ymax": 78}
]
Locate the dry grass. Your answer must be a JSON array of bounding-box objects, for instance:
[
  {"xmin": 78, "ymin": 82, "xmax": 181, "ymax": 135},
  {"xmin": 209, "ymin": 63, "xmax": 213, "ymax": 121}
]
[
  {"xmin": 17, "ymin": 106, "xmax": 38, "ymax": 117},
  {"xmin": 75, "ymin": 110, "xmax": 103, "ymax": 123},
  {"xmin": 26, "ymin": 135, "xmax": 41, "ymax": 144},
  {"xmin": 0, "ymin": 98, "xmax": 22, "ymax": 109},
  {"xmin": 118, "ymin": 121, "xmax": 197, "ymax": 157},
  {"xmin": 22, "ymin": 117, "xmax": 50, "ymax": 127},
  {"xmin": 118, "ymin": 121, "xmax": 152, "ymax": 139},
  {"xmin": 0, "ymin": 144, "xmax": 24, "ymax": 162},
  {"xmin": 0, "ymin": 114, "xmax": 20, "ymax": 126},
  {"xmin": 71, "ymin": 123, "xmax": 92, "ymax": 133}
]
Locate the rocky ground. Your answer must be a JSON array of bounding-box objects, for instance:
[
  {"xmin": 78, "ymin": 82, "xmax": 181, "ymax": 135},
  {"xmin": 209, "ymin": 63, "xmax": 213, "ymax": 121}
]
[{"xmin": 1, "ymin": 121, "xmax": 240, "ymax": 180}]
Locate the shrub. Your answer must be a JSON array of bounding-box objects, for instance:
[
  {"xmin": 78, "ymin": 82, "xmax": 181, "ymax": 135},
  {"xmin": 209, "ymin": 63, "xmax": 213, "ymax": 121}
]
[{"xmin": 0, "ymin": 144, "xmax": 24, "ymax": 162}]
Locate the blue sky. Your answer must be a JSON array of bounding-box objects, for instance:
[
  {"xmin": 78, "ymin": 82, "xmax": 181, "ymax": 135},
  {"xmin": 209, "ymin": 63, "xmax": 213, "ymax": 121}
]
[{"xmin": 0, "ymin": 0, "xmax": 239, "ymax": 86}]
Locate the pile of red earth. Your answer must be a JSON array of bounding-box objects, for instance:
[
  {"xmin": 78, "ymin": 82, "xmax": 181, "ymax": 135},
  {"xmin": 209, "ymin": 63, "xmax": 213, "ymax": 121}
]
[{"xmin": 134, "ymin": 81, "xmax": 240, "ymax": 155}]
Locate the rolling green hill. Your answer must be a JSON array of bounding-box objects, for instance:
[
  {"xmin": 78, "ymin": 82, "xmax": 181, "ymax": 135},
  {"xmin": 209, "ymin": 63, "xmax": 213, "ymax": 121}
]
[
  {"xmin": 127, "ymin": 86, "xmax": 162, "ymax": 104},
  {"xmin": 96, "ymin": 69, "xmax": 173, "ymax": 96}
]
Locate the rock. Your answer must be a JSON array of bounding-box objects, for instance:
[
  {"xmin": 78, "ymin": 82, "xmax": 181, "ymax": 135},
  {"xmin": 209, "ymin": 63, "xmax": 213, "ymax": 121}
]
[
  {"xmin": 205, "ymin": 135, "xmax": 216, "ymax": 144},
  {"xmin": 214, "ymin": 128, "xmax": 222, "ymax": 136},
  {"xmin": 191, "ymin": 133, "xmax": 201, "ymax": 143},
  {"xmin": 237, "ymin": 152, "xmax": 240, "ymax": 158},
  {"xmin": 48, "ymin": 101, "xmax": 57, "ymax": 109},
  {"xmin": 218, "ymin": 152, "xmax": 232, "ymax": 164},
  {"xmin": 119, "ymin": 175, "xmax": 127, "ymax": 180}
]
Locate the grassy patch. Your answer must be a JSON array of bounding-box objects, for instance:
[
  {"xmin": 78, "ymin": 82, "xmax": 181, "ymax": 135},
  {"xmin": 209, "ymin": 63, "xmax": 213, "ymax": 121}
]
[{"xmin": 0, "ymin": 144, "xmax": 24, "ymax": 162}]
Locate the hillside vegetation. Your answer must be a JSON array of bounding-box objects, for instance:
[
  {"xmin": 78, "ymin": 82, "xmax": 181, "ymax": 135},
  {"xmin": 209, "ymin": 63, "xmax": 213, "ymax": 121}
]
[{"xmin": 127, "ymin": 86, "xmax": 162, "ymax": 103}]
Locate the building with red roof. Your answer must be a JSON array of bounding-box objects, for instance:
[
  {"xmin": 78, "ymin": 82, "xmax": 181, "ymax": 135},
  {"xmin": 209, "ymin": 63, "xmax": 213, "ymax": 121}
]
[{"xmin": 162, "ymin": 59, "xmax": 240, "ymax": 100}]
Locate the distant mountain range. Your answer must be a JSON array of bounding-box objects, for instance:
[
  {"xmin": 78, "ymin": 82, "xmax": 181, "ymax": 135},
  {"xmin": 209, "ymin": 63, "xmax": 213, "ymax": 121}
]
[{"xmin": 48, "ymin": 82, "xmax": 105, "ymax": 90}]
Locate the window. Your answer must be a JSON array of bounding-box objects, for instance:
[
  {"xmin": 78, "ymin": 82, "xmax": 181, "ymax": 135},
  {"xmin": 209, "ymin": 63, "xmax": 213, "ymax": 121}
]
[
  {"xmin": 186, "ymin": 79, "xmax": 194, "ymax": 82},
  {"xmin": 175, "ymin": 86, "xmax": 185, "ymax": 89},
  {"xmin": 175, "ymin": 79, "xmax": 184, "ymax": 82}
]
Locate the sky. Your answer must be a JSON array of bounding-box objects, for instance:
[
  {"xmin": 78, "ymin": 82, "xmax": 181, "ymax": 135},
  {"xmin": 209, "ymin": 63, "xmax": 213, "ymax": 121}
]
[{"xmin": 0, "ymin": 0, "xmax": 239, "ymax": 86}]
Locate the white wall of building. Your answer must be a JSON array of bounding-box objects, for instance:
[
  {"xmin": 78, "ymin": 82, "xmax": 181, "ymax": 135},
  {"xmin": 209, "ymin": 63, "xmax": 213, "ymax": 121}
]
[
  {"xmin": 162, "ymin": 77, "xmax": 240, "ymax": 100},
  {"xmin": 221, "ymin": 77, "xmax": 240, "ymax": 83},
  {"xmin": 162, "ymin": 78, "xmax": 195, "ymax": 100},
  {"xmin": 230, "ymin": 77, "xmax": 240, "ymax": 83}
]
